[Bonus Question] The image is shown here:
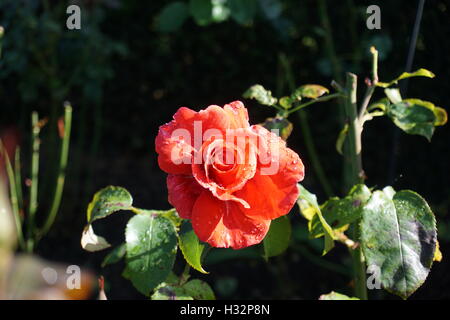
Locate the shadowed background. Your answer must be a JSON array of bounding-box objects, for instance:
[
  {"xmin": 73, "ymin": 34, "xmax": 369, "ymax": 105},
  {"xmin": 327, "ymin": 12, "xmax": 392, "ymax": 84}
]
[{"xmin": 0, "ymin": 0, "xmax": 449, "ymax": 299}]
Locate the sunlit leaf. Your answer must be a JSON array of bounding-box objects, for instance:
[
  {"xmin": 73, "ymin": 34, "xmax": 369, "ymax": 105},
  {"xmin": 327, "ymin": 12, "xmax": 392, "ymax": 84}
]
[
  {"xmin": 212, "ymin": 0, "xmax": 231, "ymax": 22},
  {"xmin": 434, "ymin": 241, "xmax": 442, "ymax": 262},
  {"xmin": 178, "ymin": 221, "xmax": 208, "ymax": 274},
  {"xmin": 310, "ymin": 184, "xmax": 371, "ymax": 238},
  {"xmin": 294, "ymin": 84, "xmax": 329, "ymax": 99},
  {"xmin": 87, "ymin": 186, "xmax": 133, "ymax": 224},
  {"xmin": 335, "ymin": 123, "xmax": 349, "ymax": 155},
  {"xmin": 361, "ymin": 190, "xmax": 437, "ymax": 299},
  {"xmin": 263, "ymin": 215, "xmax": 291, "ymax": 259},
  {"xmin": 319, "ymin": 291, "xmax": 359, "ymax": 300},
  {"xmin": 81, "ymin": 225, "xmax": 111, "ymax": 252},
  {"xmin": 377, "ymin": 68, "xmax": 435, "ymax": 88},
  {"xmin": 297, "ymin": 184, "xmax": 334, "ymax": 255},
  {"xmin": 125, "ymin": 213, "xmax": 178, "ymax": 296},
  {"xmin": 279, "ymin": 96, "xmax": 294, "ymax": 109},
  {"xmin": 243, "ymin": 84, "xmax": 277, "ymax": 106},
  {"xmin": 386, "ymin": 99, "xmax": 437, "ymax": 141},
  {"xmin": 384, "ymin": 88, "xmax": 402, "ymax": 104},
  {"xmin": 433, "ymin": 107, "xmax": 448, "ymax": 126},
  {"xmin": 260, "ymin": 117, "xmax": 293, "ymax": 141}
]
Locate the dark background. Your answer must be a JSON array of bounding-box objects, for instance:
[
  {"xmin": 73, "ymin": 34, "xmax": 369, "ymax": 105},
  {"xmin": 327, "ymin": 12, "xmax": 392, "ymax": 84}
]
[{"xmin": 0, "ymin": 0, "xmax": 449, "ymax": 299}]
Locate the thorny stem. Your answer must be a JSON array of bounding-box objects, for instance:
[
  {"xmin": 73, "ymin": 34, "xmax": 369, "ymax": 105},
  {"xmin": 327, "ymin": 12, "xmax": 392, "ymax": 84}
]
[
  {"xmin": 343, "ymin": 48, "xmax": 379, "ymax": 300},
  {"xmin": 39, "ymin": 103, "xmax": 72, "ymax": 240},
  {"xmin": 27, "ymin": 112, "xmax": 41, "ymax": 252}
]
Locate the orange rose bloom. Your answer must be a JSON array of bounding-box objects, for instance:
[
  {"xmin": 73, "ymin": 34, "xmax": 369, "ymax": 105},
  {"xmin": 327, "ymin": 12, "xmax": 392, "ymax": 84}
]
[{"xmin": 155, "ymin": 101, "xmax": 304, "ymax": 249}]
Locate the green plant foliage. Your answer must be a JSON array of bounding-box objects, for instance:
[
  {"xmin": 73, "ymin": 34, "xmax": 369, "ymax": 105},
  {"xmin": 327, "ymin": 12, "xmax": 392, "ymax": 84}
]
[
  {"xmin": 152, "ymin": 279, "xmax": 215, "ymax": 300},
  {"xmin": 260, "ymin": 117, "xmax": 293, "ymax": 140},
  {"xmin": 178, "ymin": 221, "xmax": 208, "ymax": 274},
  {"xmin": 152, "ymin": 284, "xmax": 194, "ymax": 300},
  {"xmin": 125, "ymin": 213, "xmax": 178, "ymax": 296},
  {"xmin": 319, "ymin": 291, "xmax": 359, "ymax": 300},
  {"xmin": 293, "ymin": 84, "xmax": 329, "ymax": 99},
  {"xmin": 297, "ymin": 184, "xmax": 334, "ymax": 255},
  {"xmin": 279, "ymin": 96, "xmax": 294, "ymax": 109},
  {"xmin": 156, "ymin": 2, "xmax": 190, "ymax": 32},
  {"xmin": 335, "ymin": 123, "xmax": 349, "ymax": 155},
  {"xmin": 386, "ymin": 99, "xmax": 440, "ymax": 141},
  {"xmin": 212, "ymin": 0, "xmax": 231, "ymax": 22},
  {"xmin": 243, "ymin": 84, "xmax": 278, "ymax": 106},
  {"xmin": 81, "ymin": 225, "xmax": 111, "ymax": 252},
  {"xmin": 309, "ymin": 184, "xmax": 371, "ymax": 238},
  {"xmin": 360, "ymin": 190, "xmax": 437, "ymax": 299},
  {"xmin": 102, "ymin": 243, "xmax": 126, "ymax": 268},
  {"xmin": 183, "ymin": 279, "xmax": 216, "ymax": 300},
  {"xmin": 377, "ymin": 68, "xmax": 435, "ymax": 88},
  {"xmin": 228, "ymin": 0, "xmax": 258, "ymax": 25},
  {"xmin": 263, "ymin": 215, "xmax": 291, "ymax": 259},
  {"xmin": 190, "ymin": 0, "xmax": 213, "ymax": 26},
  {"xmin": 87, "ymin": 186, "xmax": 133, "ymax": 224}
]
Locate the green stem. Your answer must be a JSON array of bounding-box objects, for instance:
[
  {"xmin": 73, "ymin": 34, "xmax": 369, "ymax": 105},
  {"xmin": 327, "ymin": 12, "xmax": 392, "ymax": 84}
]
[
  {"xmin": 343, "ymin": 73, "xmax": 367, "ymax": 300},
  {"xmin": 27, "ymin": 112, "xmax": 41, "ymax": 252},
  {"xmin": 14, "ymin": 147, "xmax": 24, "ymax": 222},
  {"xmin": 287, "ymin": 93, "xmax": 341, "ymax": 115},
  {"xmin": 39, "ymin": 103, "xmax": 72, "ymax": 239},
  {"xmin": 279, "ymin": 54, "xmax": 334, "ymax": 197},
  {"xmin": 0, "ymin": 142, "xmax": 25, "ymax": 250}
]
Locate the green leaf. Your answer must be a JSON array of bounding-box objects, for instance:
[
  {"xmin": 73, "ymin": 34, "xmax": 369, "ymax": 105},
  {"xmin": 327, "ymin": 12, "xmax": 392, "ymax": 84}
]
[
  {"xmin": 377, "ymin": 68, "xmax": 435, "ymax": 88},
  {"xmin": 360, "ymin": 190, "xmax": 437, "ymax": 299},
  {"xmin": 228, "ymin": 0, "xmax": 257, "ymax": 25},
  {"xmin": 297, "ymin": 184, "xmax": 334, "ymax": 255},
  {"xmin": 151, "ymin": 279, "xmax": 215, "ymax": 300},
  {"xmin": 319, "ymin": 291, "xmax": 359, "ymax": 300},
  {"xmin": 189, "ymin": 0, "xmax": 213, "ymax": 26},
  {"xmin": 279, "ymin": 96, "xmax": 294, "ymax": 109},
  {"xmin": 263, "ymin": 215, "xmax": 291, "ymax": 259},
  {"xmin": 178, "ymin": 221, "xmax": 208, "ymax": 274},
  {"xmin": 132, "ymin": 207, "xmax": 182, "ymax": 228},
  {"xmin": 156, "ymin": 2, "xmax": 189, "ymax": 33},
  {"xmin": 182, "ymin": 279, "xmax": 216, "ymax": 300},
  {"xmin": 125, "ymin": 213, "xmax": 178, "ymax": 296},
  {"xmin": 102, "ymin": 243, "xmax": 126, "ymax": 268},
  {"xmin": 433, "ymin": 107, "xmax": 448, "ymax": 126},
  {"xmin": 386, "ymin": 99, "xmax": 437, "ymax": 141},
  {"xmin": 81, "ymin": 225, "xmax": 111, "ymax": 252},
  {"xmin": 384, "ymin": 88, "xmax": 402, "ymax": 104},
  {"xmin": 294, "ymin": 85, "xmax": 329, "ymax": 99},
  {"xmin": 151, "ymin": 285, "xmax": 194, "ymax": 300},
  {"xmin": 335, "ymin": 123, "xmax": 349, "ymax": 155},
  {"xmin": 243, "ymin": 84, "xmax": 277, "ymax": 106},
  {"xmin": 212, "ymin": 0, "xmax": 231, "ymax": 22},
  {"xmin": 260, "ymin": 117, "xmax": 293, "ymax": 141},
  {"xmin": 87, "ymin": 186, "xmax": 133, "ymax": 224},
  {"xmin": 309, "ymin": 184, "xmax": 371, "ymax": 238}
]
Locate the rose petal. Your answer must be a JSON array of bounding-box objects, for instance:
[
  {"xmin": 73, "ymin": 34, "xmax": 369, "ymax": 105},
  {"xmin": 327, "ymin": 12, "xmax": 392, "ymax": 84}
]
[
  {"xmin": 234, "ymin": 125, "xmax": 305, "ymax": 220},
  {"xmin": 191, "ymin": 191, "xmax": 270, "ymax": 249},
  {"xmin": 167, "ymin": 174, "xmax": 203, "ymax": 219},
  {"xmin": 155, "ymin": 103, "xmax": 250, "ymax": 175}
]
